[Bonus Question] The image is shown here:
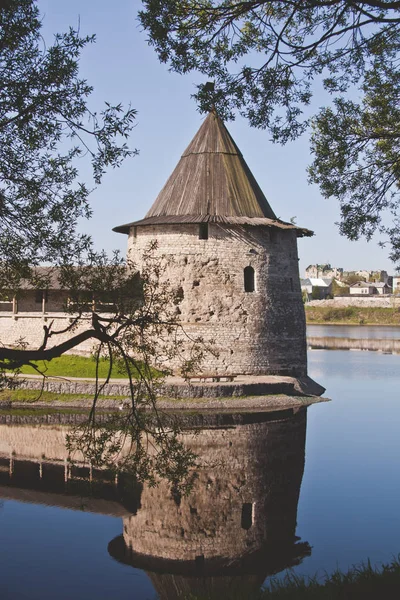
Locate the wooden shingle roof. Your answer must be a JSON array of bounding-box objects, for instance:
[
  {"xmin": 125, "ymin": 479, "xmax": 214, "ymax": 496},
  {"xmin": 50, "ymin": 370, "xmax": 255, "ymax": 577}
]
[{"xmin": 114, "ymin": 111, "xmax": 312, "ymax": 237}]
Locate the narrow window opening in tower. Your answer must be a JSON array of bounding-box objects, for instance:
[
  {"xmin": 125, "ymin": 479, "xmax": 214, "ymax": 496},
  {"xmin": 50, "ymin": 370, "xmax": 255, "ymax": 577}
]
[
  {"xmin": 241, "ymin": 503, "xmax": 253, "ymax": 530},
  {"xmin": 290, "ymin": 277, "xmax": 294, "ymax": 291},
  {"xmin": 199, "ymin": 223, "xmax": 209, "ymax": 240},
  {"xmin": 244, "ymin": 266, "xmax": 255, "ymax": 292},
  {"xmin": 270, "ymin": 228, "xmax": 278, "ymax": 243}
]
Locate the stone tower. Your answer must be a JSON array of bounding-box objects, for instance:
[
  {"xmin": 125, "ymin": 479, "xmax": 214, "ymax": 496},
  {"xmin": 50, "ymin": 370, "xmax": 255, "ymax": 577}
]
[{"xmin": 114, "ymin": 111, "xmax": 313, "ymax": 376}]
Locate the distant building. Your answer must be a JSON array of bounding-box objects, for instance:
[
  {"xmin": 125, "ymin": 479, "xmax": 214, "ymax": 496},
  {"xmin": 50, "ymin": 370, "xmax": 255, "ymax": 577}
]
[
  {"xmin": 366, "ymin": 270, "xmax": 389, "ymax": 283},
  {"xmin": 306, "ymin": 266, "xmax": 392, "ymax": 285},
  {"xmin": 349, "ymin": 281, "xmax": 391, "ymax": 295},
  {"xmin": 374, "ymin": 282, "xmax": 392, "ymax": 295},
  {"xmin": 393, "ymin": 276, "xmax": 400, "ymax": 295},
  {"xmin": 353, "ymin": 270, "xmax": 371, "ymax": 281},
  {"xmin": 342, "ymin": 269, "xmax": 389, "ymax": 284},
  {"xmin": 349, "ymin": 281, "xmax": 378, "ymax": 295},
  {"xmin": 305, "ymin": 264, "xmax": 343, "ymax": 279},
  {"xmin": 300, "ymin": 278, "xmax": 333, "ymax": 301}
]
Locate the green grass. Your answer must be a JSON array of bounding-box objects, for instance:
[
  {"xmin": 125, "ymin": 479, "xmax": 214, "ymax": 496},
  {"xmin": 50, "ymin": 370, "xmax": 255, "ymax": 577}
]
[
  {"xmin": 306, "ymin": 305, "xmax": 400, "ymax": 326},
  {"xmin": 0, "ymin": 388, "xmax": 127, "ymax": 403},
  {"xmin": 0, "ymin": 407, "xmax": 91, "ymax": 416},
  {"xmin": 6, "ymin": 354, "xmax": 157, "ymax": 379}
]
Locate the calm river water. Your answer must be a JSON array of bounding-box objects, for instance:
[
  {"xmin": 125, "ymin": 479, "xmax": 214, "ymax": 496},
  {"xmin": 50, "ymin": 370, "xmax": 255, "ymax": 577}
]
[{"xmin": 0, "ymin": 325, "xmax": 400, "ymax": 599}]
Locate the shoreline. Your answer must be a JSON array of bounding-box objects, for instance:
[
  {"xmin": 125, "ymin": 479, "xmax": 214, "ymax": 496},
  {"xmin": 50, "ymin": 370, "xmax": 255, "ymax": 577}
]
[
  {"xmin": 0, "ymin": 374, "xmax": 327, "ymax": 413},
  {"xmin": 305, "ymin": 304, "xmax": 400, "ymax": 326},
  {"xmin": 307, "ymin": 336, "xmax": 400, "ymax": 353},
  {"xmin": 0, "ymin": 394, "xmax": 328, "ymax": 413}
]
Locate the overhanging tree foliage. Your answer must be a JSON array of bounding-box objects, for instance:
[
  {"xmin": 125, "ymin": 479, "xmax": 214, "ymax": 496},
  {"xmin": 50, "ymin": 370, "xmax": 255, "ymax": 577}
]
[
  {"xmin": 0, "ymin": 1, "xmax": 203, "ymax": 488},
  {"xmin": 0, "ymin": 0, "xmax": 136, "ymax": 288},
  {"xmin": 139, "ymin": 0, "xmax": 400, "ymax": 263},
  {"xmin": 0, "ymin": 0, "xmax": 139, "ymax": 359}
]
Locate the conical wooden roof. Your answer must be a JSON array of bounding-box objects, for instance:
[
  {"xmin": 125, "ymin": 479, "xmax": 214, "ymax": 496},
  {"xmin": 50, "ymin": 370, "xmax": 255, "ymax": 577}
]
[
  {"xmin": 145, "ymin": 110, "xmax": 276, "ymax": 220},
  {"xmin": 114, "ymin": 111, "xmax": 312, "ymax": 236}
]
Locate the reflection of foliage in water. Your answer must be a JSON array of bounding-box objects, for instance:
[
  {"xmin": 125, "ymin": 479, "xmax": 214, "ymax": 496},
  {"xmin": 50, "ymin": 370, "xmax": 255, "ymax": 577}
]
[{"xmin": 66, "ymin": 410, "xmax": 198, "ymax": 497}]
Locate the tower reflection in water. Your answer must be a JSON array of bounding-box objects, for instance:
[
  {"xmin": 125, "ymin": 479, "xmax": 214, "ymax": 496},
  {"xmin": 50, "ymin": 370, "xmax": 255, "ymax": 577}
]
[
  {"xmin": 108, "ymin": 408, "xmax": 311, "ymax": 599},
  {"xmin": 0, "ymin": 407, "xmax": 310, "ymax": 599}
]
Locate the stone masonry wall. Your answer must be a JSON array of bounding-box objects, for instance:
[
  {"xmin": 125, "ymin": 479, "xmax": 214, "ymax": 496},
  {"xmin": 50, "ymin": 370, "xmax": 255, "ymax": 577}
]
[
  {"xmin": 0, "ymin": 313, "xmax": 96, "ymax": 354},
  {"xmin": 307, "ymin": 296, "xmax": 400, "ymax": 308},
  {"xmin": 128, "ymin": 223, "xmax": 307, "ymax": 376}
]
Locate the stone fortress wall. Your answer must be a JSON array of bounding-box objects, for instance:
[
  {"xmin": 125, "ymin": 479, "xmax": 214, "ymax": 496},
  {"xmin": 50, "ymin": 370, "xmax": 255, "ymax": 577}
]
[
  {"xmin": 307, "ymin": 296, "xmax": 400, "ymax": 308},
  {"xmin": 130, "ymin": 222, "xmax": 307, "ymax": 377},
  {"xmin": 0, "ymin": 312, "xmax": 97, "ymax": 355}
]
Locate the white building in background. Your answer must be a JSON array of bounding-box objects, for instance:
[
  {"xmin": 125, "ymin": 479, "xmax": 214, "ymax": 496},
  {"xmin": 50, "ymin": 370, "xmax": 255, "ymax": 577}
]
[
  {"xmin": 350, "ymin": 282, "xmax": 377, "ymax": 295},
  {"xmin": 393, "ymin": 276, "xmax": 400, "ymax": 295},
  {"xmin": 300, "ymin": 278, "xmax": 333, "ymax": 301},
  {"xmin": 349, "ymin": 281, "xmax": 391, "ymax": 295}
]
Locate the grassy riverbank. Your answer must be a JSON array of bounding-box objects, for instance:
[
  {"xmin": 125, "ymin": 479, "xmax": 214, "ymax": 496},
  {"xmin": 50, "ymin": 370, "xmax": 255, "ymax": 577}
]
[
  {"xmin": 5, "ymin": 354, "xmax": 158, "ymax": 379},
  {"xmin": 0, "ymin": 389, "xmax": 126, "ymax": 403},
  {"xmin": 305, "ymin": 305, "xmax": 400, "ymax": 326},
  {"xmin": 13, "ymin": 354, "xmax": 129, "ymax": 378}
]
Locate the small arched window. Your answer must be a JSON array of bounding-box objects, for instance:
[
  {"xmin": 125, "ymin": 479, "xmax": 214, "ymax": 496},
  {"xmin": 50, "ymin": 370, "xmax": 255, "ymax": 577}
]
[
  {"xmin": 199, "ymin": 223, "xmax": 208, "ymax": 240},
  {"xmin": 244, "ymin": 266, "xmax": 255, "ymax": 292}
]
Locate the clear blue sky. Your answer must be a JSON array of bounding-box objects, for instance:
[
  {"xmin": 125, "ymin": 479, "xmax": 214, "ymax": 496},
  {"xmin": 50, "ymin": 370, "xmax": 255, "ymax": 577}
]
[{"xmin": 39, "ymin": 0, "xmax": 395, "ymax": 277}]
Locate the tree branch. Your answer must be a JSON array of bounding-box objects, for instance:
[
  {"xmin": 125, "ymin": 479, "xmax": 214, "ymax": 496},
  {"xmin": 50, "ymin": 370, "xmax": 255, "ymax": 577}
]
[{"xmin": 0, "ymin": 328, "xmax": 104, "ymax": 365}]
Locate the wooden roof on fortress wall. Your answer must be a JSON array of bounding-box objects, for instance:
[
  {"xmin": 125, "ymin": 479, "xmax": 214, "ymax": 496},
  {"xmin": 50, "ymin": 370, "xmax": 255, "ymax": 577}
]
[{"xmin": 114, "ymin": 111, "xmax": 313, "ymax": 238}]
